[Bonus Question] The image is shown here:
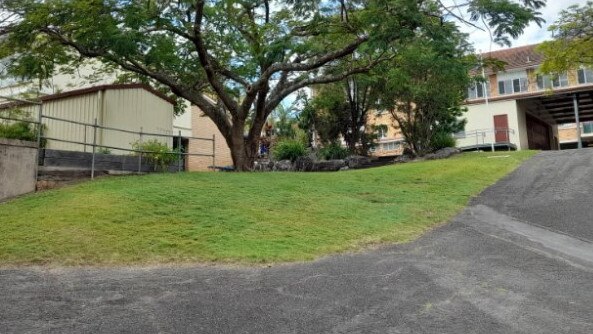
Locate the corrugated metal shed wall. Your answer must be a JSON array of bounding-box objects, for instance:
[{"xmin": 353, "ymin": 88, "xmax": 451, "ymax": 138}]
[
  {"xmin": 102, "ymin": 88, "xmax": 173, "ymax": 153},
  {"xmin": 39, "ymin": 87, "xmax": 173, "ymax": 153},
  {"xmin": 42, "ymin": 93, "xmax": 100, "ymax": 151}
]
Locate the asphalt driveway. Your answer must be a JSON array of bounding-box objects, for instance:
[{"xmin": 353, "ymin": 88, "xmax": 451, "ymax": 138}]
[{"xmin": 2, "ymin": 150, "xmax": 593, "ymax": 333}]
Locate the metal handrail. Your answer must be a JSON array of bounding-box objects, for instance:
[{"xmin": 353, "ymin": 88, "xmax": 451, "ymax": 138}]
[
  {"xmin": 40, "ymin": 114, "xmax": 213, "ymax": 142},
  {"xmin": 455, "ymin": 128, "xmax": 515, "ymax": 139},
  {"xmin": 43, "ymin": 136, "xmax": 214, "ymax": 157}
]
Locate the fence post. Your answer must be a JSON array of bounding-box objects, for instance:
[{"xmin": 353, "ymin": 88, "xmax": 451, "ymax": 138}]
[
  {"xmin": 212, "ymin": 134, "xmax": 216, "ymax": 169},
  {"xmin": 83, "ymin": 125, "xmax": 87, "ymax": 153},
  {"xmin": 507, "ymin": 129, "xmax": 511, "ymax": 151},
  {"xmin": 138, "ymin": 127, "xmax": 143, "ymax": 173},
  {"xmin": 91, "ymin": 118, "xmax": 98, "ymax": 180},
  {"xmin": 177, "ymin": 130, "xmax": 182, "ymax": 172},
  {"xmin": 34, "ymin": 104, "xmax": 43, "ymax": 186}
]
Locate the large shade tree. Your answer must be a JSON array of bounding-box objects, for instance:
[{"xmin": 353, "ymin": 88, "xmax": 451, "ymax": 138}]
[
  {"xmin": 379, "ymin": 21, "xmax": 474, "ymax": 156},
  {"xmin": 310, "ymin": 72, "xmax": 382, "ymax": 154},
  {"xmin": 0, "ymin": 0, "xmax": 546, "ymax": 170}
]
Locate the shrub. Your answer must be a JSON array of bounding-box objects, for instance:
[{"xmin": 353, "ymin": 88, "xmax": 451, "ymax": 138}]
[
  {"xmin": 96, "ymin": 147, "xmax": 112, "ymax": 154},
  {"xmin": 430, "ymin": 131, "xmax": 456, "ymax": 151},
  {"xmin": 131, "ymin": 139, "xmax": 180, "ymax": 171},
  {"xmin": 0, "ymin": 109, "xmax": 44, "ymax": 144},
  {"xmin": 273, "ymin": 139, "xmax": 306, "ymax": 162},
  {"xmin": 0, "ymin": 121, "xmax": 37, "ymax": 141},
  {"xmin": 318, "ymin": 142, "xmax": 350, "ymax": 160}
]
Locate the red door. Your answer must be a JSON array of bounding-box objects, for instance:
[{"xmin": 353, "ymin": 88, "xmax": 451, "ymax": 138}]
[{"xmin": 493, "ymin": 115, "xmax": 509, "ymax": 143}]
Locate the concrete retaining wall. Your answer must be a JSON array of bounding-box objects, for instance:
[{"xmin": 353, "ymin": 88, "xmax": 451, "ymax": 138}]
[{"xmin": 0, "ymin": 139, "xmax": 37, "ymax": 201}]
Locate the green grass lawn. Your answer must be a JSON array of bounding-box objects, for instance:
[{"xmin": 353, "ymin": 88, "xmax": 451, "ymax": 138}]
[{"xmin": 0, "ymin": 151, "xmax": 536, "ymax": 266}]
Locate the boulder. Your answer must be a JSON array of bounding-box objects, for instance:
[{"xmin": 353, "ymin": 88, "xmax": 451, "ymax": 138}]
[
  {"xmin": 393, "ymin": 155, "xmax": 413, "ymax": 163},
  {"xmin": 424, "ymin": 147, "xmax": 460, "ymax": 160},
  {"xmin": 311, "ymin": 159, "xmax": 346, "ymax": 172},
  {"xmin": 253, "ymin": 160, "xmax": 273, "ymax": 172},
  {"xmin": 273, "ymin": 159, "xmax": 294, "ymax": 171},
  {"xmin": 345, "ymin": 155, "xmax": 372, "ymax": 169},
  {"xmin": 294, "ymin": 154, "xmax": 315, "ymax": 172}
]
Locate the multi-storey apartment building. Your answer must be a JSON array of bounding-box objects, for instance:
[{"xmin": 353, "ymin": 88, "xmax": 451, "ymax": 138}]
[
  {"xmin": 460, "ymin": 44, "xmax": 593, "ymax": 151},
  {"xmin": 368, "ymin": 110, "xmax": 405, "ymax": 156}
]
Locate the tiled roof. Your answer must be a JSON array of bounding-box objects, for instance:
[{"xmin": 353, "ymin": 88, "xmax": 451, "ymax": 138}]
[{"xmin": 481, "ymin": 43, "xmax": 543, "ymax": 74}]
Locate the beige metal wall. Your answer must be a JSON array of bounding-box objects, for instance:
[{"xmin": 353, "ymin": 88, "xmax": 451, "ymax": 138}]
[
  {"xmin": 42, "ymin": 93, "xmax": 100, "ymax": 152},
  {"xmin": 40, "ymin": 88, "xmax": 173, "ymax": 153},
  {"xmin": 101, "ymin": 88, "xmax": 173, "ymax": 153}
]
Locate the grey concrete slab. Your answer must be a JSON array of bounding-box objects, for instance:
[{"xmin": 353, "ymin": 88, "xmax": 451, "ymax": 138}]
[{"xmin": 2, "ymin": 149, "xmax": 593, "ymax": 333}]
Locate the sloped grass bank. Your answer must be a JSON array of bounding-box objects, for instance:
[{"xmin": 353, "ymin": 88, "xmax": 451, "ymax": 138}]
[{"xmin": 0, "ymin": 151, "xmax": 535, "ymax": 266}]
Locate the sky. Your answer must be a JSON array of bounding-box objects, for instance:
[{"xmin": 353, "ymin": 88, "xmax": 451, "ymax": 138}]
[{"xmin": 458, "ymin": 0, "xmax": 589, "ymax": 53}]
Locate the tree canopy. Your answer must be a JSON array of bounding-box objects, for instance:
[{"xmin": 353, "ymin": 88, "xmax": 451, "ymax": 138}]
[
  {"xmin": 378, "ymin": 18, "xmax": 472, "ymax": 155},
  {"xmin": 539, "ymin": 1, "xmax": 593, "ymax": 74},
  {"xmin": 0, "ymin": 0, "xmax": 547, "ymax": 170}
]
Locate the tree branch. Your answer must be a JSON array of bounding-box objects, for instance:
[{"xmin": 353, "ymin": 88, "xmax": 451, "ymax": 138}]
[
  {"xmin": 265, "ymin": 63, "xmax": 374, "ymax": 114},
  {"xmin": 193, "ymin": 0, "xmax": 240, "ymax": 115}
]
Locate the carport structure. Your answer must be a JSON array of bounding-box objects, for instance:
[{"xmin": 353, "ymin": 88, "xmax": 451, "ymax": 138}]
[{"xmin": 517, "ymin": 86, "xmax": 593, "ymax": 150}]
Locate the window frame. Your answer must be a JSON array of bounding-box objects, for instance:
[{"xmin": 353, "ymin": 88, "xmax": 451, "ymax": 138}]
[
  {"xmin": 578, "ymin": 68, "xmax": 593, "ymax": 85},
  {"xmin": 497, "ymin": 71, "xmax": 529, "ymax": 95},
  {"xmin": 467, "ymin": 81, "xmax": 488, "ymax": 99},
  {"xmin": 537, "ymin": 73, "xmax": 569, "ymax": 90}
]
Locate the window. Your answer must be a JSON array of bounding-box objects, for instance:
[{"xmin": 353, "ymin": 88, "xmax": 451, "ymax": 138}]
[
  {"xmin": 578, "ymin": 68, "xmax": 593, "ymax": 84},
  {"xmin": 382, "ymin": 141, "xmax": 401, "ymax": 151},
  {"xmin": 374, "ymin": 124, "xmax": 388, "ymax": 139},
  {"xmin": 583, "ymin": 122, "xmax": 593, "ymax": 134},
  {"xmin": 498, "ymin": 77, "xmax": 528, "ymax": 95},
  {"xmin": 467, "ymin": 82, "xmax": 488, "ymax": 99},
  {"xmin": 537, "ymin": 73, "xmax": 569, "ymax": 90}
]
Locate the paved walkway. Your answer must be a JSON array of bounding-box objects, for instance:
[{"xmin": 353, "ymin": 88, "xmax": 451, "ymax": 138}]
[{"xmin": 2, "ymin": 150, "xmax": 593, "ymax": 333}]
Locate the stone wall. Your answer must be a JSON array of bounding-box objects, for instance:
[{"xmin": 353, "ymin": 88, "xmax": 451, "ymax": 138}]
[{"xmin": 0, "ymin": 139, "xmax": 37, "ymax": 201}]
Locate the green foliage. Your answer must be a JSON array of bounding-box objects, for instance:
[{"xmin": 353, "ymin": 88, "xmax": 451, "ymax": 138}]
[
  {"xmin": 131, "ymin": 139, "xmax": 179, "ymax": 171},
  {"xmin": 0, "ymin": 109, "xmax": 44, "ymax": 144},
  {"xmin": 0, "ymin": 0, "xmax": 548, "ymax": 170},
  {"xmin": 430, "ymin": 131, "xmax": 457, "ymax": 151},
  {"xmin": 539, "ymin": 1, "xmax": 593, "ymax": 74},
  {"xmin": 377, "ymin": 20, "xmax": 471, "ymax": 156},
  {"xmin": 96, "ymin": 147, "xmax": 112, "ymax": 155},
  {"xmin": 311, "ymin": 75, "xmax": 380, "ymax": 155},
  {"xmin": 271, "ymin": 104, "xmax": 298, "ymax": 140},
  {"xmin": 297, "ymin": 98, "xmax": 317, "ymax": 147},
  {"xmin": 318, "ymin": 142, "xmax": 350, "ymax": 160},
  {"xmin": 0, "ymin": 121, "xmax": 36, "ymax": 142},
  {"xmin": 273, "ymin": 139, "xmax": 306, "ymax": 162}
]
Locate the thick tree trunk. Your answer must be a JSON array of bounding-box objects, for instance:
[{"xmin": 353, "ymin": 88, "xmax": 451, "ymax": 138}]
[{"xmin": 227, "ymin": 122, "xmax": 263, "ymax": 172}]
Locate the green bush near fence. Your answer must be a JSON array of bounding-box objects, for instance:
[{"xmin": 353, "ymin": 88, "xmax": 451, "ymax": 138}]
[
  {"xmin": 131, "ymin": 139, "xmax": 180, "ymax": 171},
  {"xmin": 0, "ymin": 109, "xmax": 44, "ymax": 144}
]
